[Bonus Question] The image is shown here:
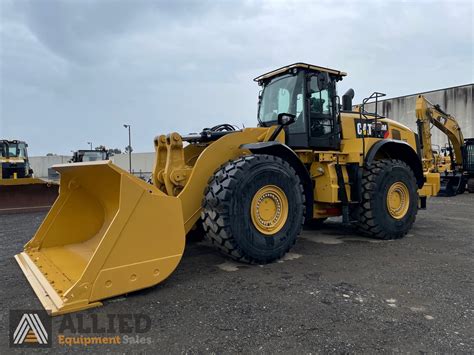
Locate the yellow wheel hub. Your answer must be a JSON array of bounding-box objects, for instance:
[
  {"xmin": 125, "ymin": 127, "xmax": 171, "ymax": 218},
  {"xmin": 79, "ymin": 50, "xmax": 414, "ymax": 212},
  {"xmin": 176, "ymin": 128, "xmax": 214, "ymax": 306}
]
[
  {"xmin": 250, "ymin": 185, "xmax": 289, "ymax": 235},
  {"xmin": 386, "ymin": 181, "xmax": 410, "ymax": 219}
]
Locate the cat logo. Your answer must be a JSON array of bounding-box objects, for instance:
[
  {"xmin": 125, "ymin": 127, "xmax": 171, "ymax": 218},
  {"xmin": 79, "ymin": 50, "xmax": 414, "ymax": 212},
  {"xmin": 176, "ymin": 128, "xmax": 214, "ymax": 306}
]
[
  {"xmin": 9, "ymin": 310, "xmax": 51, "ymax": 348},
  {"xmin": 354, "ymin": 118, "xmax": 389, "ymax": 139}
]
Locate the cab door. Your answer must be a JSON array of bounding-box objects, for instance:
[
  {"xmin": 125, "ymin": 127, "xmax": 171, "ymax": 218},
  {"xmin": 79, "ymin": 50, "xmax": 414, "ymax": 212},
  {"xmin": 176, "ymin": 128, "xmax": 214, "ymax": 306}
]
[{"xmin": 307, "ymin": 74, "xmax": 341, "ymax": 150}]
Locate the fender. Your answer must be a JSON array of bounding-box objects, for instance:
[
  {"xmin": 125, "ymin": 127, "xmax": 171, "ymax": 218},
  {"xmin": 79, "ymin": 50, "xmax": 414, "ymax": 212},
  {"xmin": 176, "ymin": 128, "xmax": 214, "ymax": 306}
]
[
  {"xmin": 365, "ymin": 139, "xmax": 424, "ymax": 188},
  {"xmin": 241, "ymin": 141, "xmax": 313, "ymax": 220}
]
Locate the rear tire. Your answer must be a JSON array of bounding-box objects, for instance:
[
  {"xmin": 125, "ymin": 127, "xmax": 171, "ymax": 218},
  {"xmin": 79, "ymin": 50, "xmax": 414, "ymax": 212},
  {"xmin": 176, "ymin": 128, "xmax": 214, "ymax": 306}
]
[
  {"xmin": 201, "ymin": 154, "xmax": 305, "ymax": 263},
  {"xmin": 457, "ymin": 178, "xmax": 466, "ymax": 194},
  {"xmin": 352, "ymin": 159, "xmax": 418, "ymax": 240},
  {"xmin": 468, "ymin": 178, "xmax": 474, "ymax": 193}
]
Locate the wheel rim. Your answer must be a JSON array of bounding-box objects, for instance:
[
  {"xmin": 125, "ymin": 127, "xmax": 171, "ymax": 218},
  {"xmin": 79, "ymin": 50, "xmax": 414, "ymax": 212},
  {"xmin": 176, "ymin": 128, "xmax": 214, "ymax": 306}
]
[
  {"xmin": 250, "ymin": 185, "xmax": 289, "ymax": 235},
  {"xmin": 386, "ymin": 181, "xmax": 410, "ymax": 219}
]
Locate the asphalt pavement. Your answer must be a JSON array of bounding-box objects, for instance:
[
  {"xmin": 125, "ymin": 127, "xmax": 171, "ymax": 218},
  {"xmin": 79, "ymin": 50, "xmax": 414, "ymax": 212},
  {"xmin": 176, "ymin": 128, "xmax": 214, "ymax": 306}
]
[{"xmin": 1, "ymin": 194, "xmax": 473, "ymax": 353}]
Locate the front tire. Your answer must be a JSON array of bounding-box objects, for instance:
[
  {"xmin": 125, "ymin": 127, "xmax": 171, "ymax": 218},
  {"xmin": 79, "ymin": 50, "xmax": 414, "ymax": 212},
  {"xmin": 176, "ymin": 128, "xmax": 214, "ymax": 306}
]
[
  {"xmin": 353, "ymin": 159, "xmax": 418, "ymax": 240},
  {"xmin": 201, "ymin": 154, "xmax": 305, "ymax": 263}
]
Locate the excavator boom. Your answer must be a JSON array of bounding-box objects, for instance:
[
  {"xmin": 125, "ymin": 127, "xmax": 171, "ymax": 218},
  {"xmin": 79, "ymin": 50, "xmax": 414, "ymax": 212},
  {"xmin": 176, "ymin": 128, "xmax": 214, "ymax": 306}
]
[{"xmin": 415, "ymin": 95, "xmax": 465, "ymax": 170}]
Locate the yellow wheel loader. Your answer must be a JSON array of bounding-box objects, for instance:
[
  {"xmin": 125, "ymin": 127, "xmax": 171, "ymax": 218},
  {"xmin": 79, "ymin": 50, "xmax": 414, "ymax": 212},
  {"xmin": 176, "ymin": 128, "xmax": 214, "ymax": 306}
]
[
  {"xmin": 15, "ymin": 63, "xmax": 440, "ymax": 315},
  {"xmin": 0, "ymin": 140, "xmax": 58, "ymax": 214}
]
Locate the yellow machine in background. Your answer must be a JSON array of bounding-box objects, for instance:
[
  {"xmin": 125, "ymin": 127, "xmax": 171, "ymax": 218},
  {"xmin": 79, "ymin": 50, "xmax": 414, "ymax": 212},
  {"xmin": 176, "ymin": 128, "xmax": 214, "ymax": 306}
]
[
  {"xmin": 70, "ymin": 148, "xmax": 110, "ymax": 163},
  {"xmin": 0, "ymin": 139, "xmax": 32, "ymax": 180},
  {"xmin": 432, "ymin": 145, "xmax": 451, "ymax": 173},
  {"xmin": 15, "ymin": 63, "xmax": 440, "ymax": 315},
  {"xmin": 0, "ymin": 140, "xmax": 58, "ymax": 213},
  {"xmin": 415, "ymin": 95, "xmax": 474, "ymax": 196}
]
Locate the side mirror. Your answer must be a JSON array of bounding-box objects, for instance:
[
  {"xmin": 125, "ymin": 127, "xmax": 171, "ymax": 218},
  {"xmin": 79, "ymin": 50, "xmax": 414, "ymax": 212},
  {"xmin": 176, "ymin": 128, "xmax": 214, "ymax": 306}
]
[{"xmin": 277, "ymin": 113, "xmax": 296, "ymax": 126}]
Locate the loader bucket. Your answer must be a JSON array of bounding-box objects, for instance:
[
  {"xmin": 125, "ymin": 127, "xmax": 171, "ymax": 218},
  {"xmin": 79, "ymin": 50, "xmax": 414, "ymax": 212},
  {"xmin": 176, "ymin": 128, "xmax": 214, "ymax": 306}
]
[{"xmin": 15, "ymin": 161, "xmax": 185, "ymax": 315}]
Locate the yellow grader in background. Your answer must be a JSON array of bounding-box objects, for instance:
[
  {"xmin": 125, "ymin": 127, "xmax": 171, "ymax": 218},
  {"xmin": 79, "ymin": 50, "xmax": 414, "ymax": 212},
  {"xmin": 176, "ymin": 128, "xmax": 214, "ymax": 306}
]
[
  {"xmin": 0, "ymin": 139, "xmax": 58, "ymax": 214},
  {"xmin": 15, "ymin": 63, "xmax": 440, "ymax": 315},
  {"xmin": 415, "ymin": 95, "xmax": 474, "ymax": 195}
]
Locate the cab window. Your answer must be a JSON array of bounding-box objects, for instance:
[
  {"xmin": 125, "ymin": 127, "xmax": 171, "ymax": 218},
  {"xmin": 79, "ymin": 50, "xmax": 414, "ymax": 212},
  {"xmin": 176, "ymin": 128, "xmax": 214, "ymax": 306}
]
[
  {"xmin": 309, "ymin": 75, "xmax": 335, "ymax": 137},
  {"xmin": 7, "ymin": 143, "xmax": 26, "ymax": 158},
  {"xmin": 18, "ymin": 143, "xmax": 27, "ymax": 158},
  {"xmin": 258, "ymin": 72, "xmax": 306, "ymax": 133}
]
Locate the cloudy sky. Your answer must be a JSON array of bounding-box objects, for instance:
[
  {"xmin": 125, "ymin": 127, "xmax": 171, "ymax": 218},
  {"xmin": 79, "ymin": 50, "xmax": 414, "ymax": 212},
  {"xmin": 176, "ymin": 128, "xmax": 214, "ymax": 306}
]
[{"xmin": 1, "ymin": 0, "xmax": 473, "ymax": 155}]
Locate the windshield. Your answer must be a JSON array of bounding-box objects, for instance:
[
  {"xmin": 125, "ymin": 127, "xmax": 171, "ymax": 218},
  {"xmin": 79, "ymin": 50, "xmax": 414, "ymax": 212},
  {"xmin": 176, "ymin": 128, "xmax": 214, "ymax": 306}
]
[
  {"xmin": 258, "ymin": 73, "xmax": 305, "ymax": 132},
  {"xmin": 82, "ymin": 151, "xmax": 107, "ymax": 162},
  {"xmin": 2, "ymin": 142, "xmax": 27, "ymax": 158}
]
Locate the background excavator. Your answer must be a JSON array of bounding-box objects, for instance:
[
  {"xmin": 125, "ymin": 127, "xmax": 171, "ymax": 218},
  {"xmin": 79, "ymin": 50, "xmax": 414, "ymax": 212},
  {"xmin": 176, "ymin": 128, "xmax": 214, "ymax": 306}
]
[
  {"xmin": 0, "ymin": 139, "xmax": 58, "ymax": 213},
  {"xmin": 15, "ymin": 63, "xmax": 440, "ymax": 315},
  {"xmin": 415, "ymin": 95, "xmax": 474, "ymax": 195}
]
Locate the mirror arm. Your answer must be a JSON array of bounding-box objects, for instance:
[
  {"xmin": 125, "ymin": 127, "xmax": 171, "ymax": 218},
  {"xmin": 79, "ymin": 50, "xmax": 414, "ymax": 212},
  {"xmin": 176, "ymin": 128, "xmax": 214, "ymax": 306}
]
[
  {"xmin": 269, "ymin": 113, "xmax": 296, "ymax": 141},
  {"xmin": 269, "ymin": 125, "xmax": 285, "ymax": 141}
]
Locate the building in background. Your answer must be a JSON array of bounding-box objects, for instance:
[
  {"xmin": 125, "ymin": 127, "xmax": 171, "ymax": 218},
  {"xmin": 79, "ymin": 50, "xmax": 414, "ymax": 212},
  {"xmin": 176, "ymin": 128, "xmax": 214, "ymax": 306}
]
[
  {"xmin": 29, "ymin": 155, "xmax": 70, "ymax": 179},
  {"xmin": 111, "ymin": 152, "xmax": 155, "ymax": 179},
  {"xmin": 362, "ymin": 84, "xmax": 473, "ymax": 147}
]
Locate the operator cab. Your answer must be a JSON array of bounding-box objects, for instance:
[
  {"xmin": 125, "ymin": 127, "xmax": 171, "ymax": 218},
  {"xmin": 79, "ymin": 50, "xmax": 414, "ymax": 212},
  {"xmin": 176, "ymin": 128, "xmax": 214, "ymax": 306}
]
[
  {"xmin": 71, "ymin": 149, "xmax": 109, "ymax": 163},
  {"xmin": 0, "ymin": 140, "xmax": 28, "ymax": 159},
  {"xmin": 0, "ymin": 140, "xmax": 31, "ymax": 178},
  {"xmin": 255, "ymin": 63, "xmax": 346, "ymax": 150}
]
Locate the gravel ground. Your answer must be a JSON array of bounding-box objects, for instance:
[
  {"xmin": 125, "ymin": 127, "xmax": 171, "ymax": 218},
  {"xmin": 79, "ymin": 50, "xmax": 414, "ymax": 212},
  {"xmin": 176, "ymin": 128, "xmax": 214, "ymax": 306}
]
[{"xmin": 1, "ymin": 194, "xmax": 473, "ymax": 353}]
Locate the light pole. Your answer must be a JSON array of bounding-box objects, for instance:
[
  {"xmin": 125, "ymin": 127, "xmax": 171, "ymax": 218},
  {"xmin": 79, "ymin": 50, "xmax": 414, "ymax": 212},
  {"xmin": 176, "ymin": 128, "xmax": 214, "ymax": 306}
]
[
  {"xmin": 123, "ymin": 124, "xmax": 132, "ymax": 173},
  {"xmin": 87, "ymin": 142, "xmax": 92, "ymax": 150}
]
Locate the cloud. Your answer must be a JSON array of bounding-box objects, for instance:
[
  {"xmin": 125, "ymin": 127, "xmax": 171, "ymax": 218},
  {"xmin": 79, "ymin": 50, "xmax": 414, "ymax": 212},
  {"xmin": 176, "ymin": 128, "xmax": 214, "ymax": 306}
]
[{"xmin": 1, "ymin": 0, "xmax": 472, "ymax": 155}]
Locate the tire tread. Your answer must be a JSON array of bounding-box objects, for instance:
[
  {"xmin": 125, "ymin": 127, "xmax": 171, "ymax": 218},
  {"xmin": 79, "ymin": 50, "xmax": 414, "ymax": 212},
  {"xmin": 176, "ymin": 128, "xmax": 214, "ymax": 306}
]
[
  {"xmin": 201, "ymin": 154, "xmax": 305, "ymax": 263},
  {"xmin": 354, "ymin": 159, "xmax": 417, "ymax": 240}
]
